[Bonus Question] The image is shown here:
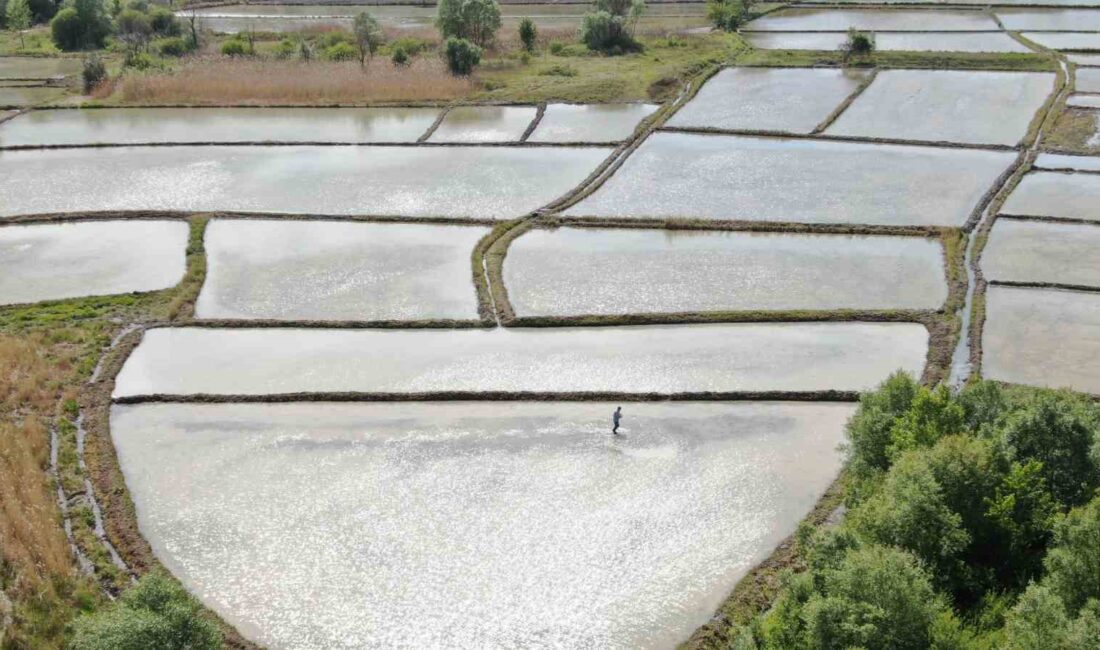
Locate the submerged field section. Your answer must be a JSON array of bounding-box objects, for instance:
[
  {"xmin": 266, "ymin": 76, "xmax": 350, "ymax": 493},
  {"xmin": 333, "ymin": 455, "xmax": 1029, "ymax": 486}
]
[{"xmin": 4, "ymin": 9, "xmax": 1096, "ymax": 644}]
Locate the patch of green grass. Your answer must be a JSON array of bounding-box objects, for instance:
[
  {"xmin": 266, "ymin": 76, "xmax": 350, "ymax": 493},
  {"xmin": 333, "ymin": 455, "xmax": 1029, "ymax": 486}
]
[
  {"xmin": 1042, "ymin": 107, "xmax": 1100, "ymax": 153},
  {"xmin": 0, "ymin": 27, "xmax": 61, "ymax": 56},
  {"xmin": 738, "ymin": 48, "xmax": 1057, "ymax": 73}
]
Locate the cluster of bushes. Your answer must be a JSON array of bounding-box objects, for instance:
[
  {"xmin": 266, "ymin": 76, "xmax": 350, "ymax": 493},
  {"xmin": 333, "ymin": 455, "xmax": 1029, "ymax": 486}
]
[
  {"xmin": 69, "ymin": 572, "xmax": 222, "ymax": 650},
  {"xmin": 734, "ymin": 375, "xmax": 1100, "ymax": 649},
  {"xmin": 580, "ymin": 0, "xmax": 645, "ymax": 53},
  {"xmin": 706, "ymin": 0, "xmax": 749, "ymax": 32}
]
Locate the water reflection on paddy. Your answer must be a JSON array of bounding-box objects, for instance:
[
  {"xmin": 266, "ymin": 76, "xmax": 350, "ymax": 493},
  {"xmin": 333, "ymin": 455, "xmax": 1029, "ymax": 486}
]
[{"xmin": 111, "ymin": 400, "xmax": 852, "ymax": 649}]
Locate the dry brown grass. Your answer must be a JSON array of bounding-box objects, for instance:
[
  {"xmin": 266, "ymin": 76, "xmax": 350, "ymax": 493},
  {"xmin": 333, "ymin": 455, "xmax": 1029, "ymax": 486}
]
[
  {"xmin": 0, "ymin": 334, "xmax": 74, "ymax": 596},
  {"xmin": 115, "ymin": 56, "xmax": 475, "ymax": 105}
]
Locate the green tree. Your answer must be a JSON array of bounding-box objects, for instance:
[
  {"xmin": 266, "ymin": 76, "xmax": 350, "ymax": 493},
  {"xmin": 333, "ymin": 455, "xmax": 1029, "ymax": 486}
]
[
  {"xmin": 985, "ymin": 460, "xmax": 1059, "ymax": 589},
  {"xmin": 69, "ymin": 572, "xmax": 222, "ymax": 650},
  {"xmin": 851, "ymin": 453, "xmax": 970, "ymax": 592},
  {"xmin": 1004, "ymin": 584, "xmax": 1100, "ymax": 650},
  {"xmin": 5, "ymin": 0, "xmax": 31, "ymax": 49},
  {"xmin": 844, "ymin": 370, "xmax": 920, "ymax": 486},
  {"xmin": 706, "ymin": 0, "xmax": 745, "ymax": 31},
  {"xmin": 518, "ymin": 16, "xmax": 536, "ymax": 52},
  {"xmin": 352, "ymin": 11, "xmax": 384, "ymax": 67},
  {"xmin": 580, "ymin": 0, "xmax": 644, "ymax": 52},
  {"xmin": 436, "ymin": 0, "xmax": 501, "ymax": 47},
  {"xmin": 1044, "ymin": 497, "xmax": 1100, "ymax": 614},
  {"xmin": 50, "ymin": 0, "xmax": 109, "ymax": 50},
  {"xmin": 443, "ymin": 36, "xmax": 480, "ymax": 74},
  {"xmin": 115, "ymin": 8, "xmax": 151, "ymax": 56},
  {"xmin": 887, "ymin": 384, "xmax": 966, "ymax": 460}
]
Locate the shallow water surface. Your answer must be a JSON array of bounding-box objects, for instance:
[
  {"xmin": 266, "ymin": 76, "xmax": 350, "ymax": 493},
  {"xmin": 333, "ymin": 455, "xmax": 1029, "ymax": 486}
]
[
  {"xmin": 428, "ymin": 106, "xmax": 538, "ymax": 143},
  {"xmin": 666, "ymin": 67, "xmax": 868, "ymax": 134},
  {"xmin": 197, "ymin": 220, "xmax": 487, "ymax": 321},
  {"xmin": 0, "ymin": 220, "xmax": 187, "ymax": 305},
  {"xmin": 1066, "ymin": 94, "xmax": 1100, "ymax": 108},
  {"xmin": 982, "ymin": 286, "xmax": 1100, "ymax": 393},
  {"xmin": 527, "ymin": 103, "xmax": 657, "ymax": 143},
  {"xmin": 1032, "ymin": 152, "xmax": 1100, "ymax": 170},
  {"xmin": 504, "ymin": 227, "xmax": 947, "ymax": 315},
  {"xmin": 112, "ymin": 401, "xmax": 852, "ymax": 649},
  {"xmin": 827, "ymin": 70, "xmax": 1054, "ymax": 146},
  {"xmin": 0, "ymin": 145, "xmax": 610, "ymax": 218},
  {"xmin": 564, "ymin": 133, "xmax": 1014, "ymax": 226},
  {"xmin": 997, "ymin": 8, "xmax": 1100, "ymax": 29},
  {"xmin": 746, "ymin": 7, "xmax": 999, "ymax": 30},
  {"xmin": 112, "ymin": 323, "xmax": 928, "ymax": 397},
  {"xmin": 1067, "ymin": 54, "xmax": 1100, "ymax": 66},
  {"xmin": 1021, "ymin": 32, "xmax": 1100, "ymax": 50},
  {"xmin": 982, "ymin": 219, "xmax": 1100, "ymax": 287},
  {"xmin": 0, "ymin": 57, "xmax": 81, "ymax": 79},
  {"xmin": 1076, "ymin": 67, "xmax": 1100, "ymax": 94},
  {"xmin": 0, "ymin": 86, "xmax": 65, "ymax": 107},
  {"xmin": 0, "ymin": 107, "xmax": 441, "ymax": 146},
  {"xmin": 744, "ymin": 31, "xmax": 1031, "ymax": 52},
  {"xmin": 1000, "ymin": 171, "xmax": 1100, "ymax": 220}
]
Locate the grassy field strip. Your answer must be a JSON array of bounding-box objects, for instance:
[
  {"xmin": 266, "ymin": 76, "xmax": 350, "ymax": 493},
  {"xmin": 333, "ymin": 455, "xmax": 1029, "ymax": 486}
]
[
  {"xmin": 811, "ymin": 68, "xmax": 879, "ymax": 133},
  {"xmin": 518, "ymin": 102, "xmax": 546, "ymax": 141}
]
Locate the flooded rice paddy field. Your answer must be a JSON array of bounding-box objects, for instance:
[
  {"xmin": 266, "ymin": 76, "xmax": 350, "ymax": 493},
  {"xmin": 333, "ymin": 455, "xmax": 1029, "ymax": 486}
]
[
  {"xmin": 1076, "ymin": 68, "xmax": 1100, "ymax": 94},
  {"xmin": 982, "ymin": 286, "xmax": 1100, "ymax": 394},
  {"xmin": 745, "ymin": 7, "xmax": 1000, "ymax": 31},
  {"xmin": 665, "ymin": 67, "xmax": 869, "ymax": 134},
  {"xmin": 0, "ymin": 107, "xmax": 444, "ymax": 146},
  {"xmin": 0, "ymin": 145, "xmax": 611, "ymax": 218},
  {"xmin": 0, "ymin": 56, "xmax": 81, "ymax": 79},
  {"xmin": 1069, "ymin": 54, "xmax": 1100, "ymax": 66},
  {"xmin": 1033, "ymin": 152, "xmax": 1100, "ymax": 171},
  {"xmin": 824, "ymin": 70, "xmax": 1054, "ymax": 147},
  {"xmin": 428, "ymin": 106, "xmax": 539, "ymax": 143},
  {"xmin": 197, "ymin": 220, "xmax": 487, "ymax": 321},
  {"xmin": 996, "ymin": 8, "xmax": 1100, "ymax": 30},
  {"xmin": 527, "ymin": 103, "xmax": 658, "ymax": 143},
  {"xmin": 503, "ymin": 227, "xmax": 948, "ymax": 316},
  {"xmin": 0, "ymin": 86, "xmax": 66, "ymax": 108},
  {"xmin": 1000, "ymin": 171, "xmax": 1100, "ymax": 221},
  {"xmin": 982, "ymin": 219, "xmax": 1100, "ymax": 288},
  {"xmin": 0, "ymin": 220, "xmax": 187, "ymax": 305},
  {"xmin": 1022, "ymin": 32, "xmax": 1100, "ymax": 50},
  {"xmin": 112, "ymin": 323, "xmax": 929, "ymax": 398},
  {"xmin": 743, "ymin": 31, "xmax": 1032, "ymax": 52},
  {"xmin": 110, "ymin": 401, "xmax": 851, "ymax": 649},
  {"xmin": 564, "ymin": 133, "xmax": 1014, "ymax": 226},
  {"xmin": 1066, "ymin": 94, "xmax": 1100, "ymax": 109}
]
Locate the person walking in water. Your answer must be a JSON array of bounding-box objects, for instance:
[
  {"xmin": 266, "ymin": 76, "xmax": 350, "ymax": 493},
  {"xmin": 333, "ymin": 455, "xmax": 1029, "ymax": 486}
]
[{"xmin": 612, "ymin": 406, "xmax": 623, "ymax": 435}]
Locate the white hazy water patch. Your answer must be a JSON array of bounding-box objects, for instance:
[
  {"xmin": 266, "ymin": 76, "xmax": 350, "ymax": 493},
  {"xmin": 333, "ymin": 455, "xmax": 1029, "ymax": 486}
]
[
  {"xmin": 997, "ymin": 8, "xmax": 1100, "ymax": 30},
  {"xmin": 503, "ymin": 227, "xmax": 948, "ymax": 315},
  {"xmin": 743, "ymin": 31, "xmax": 1032, "ymax": 53},
  {"xmin": 1032, "ymin": 152, "xmax": 1100, "ymax": 171},
  {"xmin": 982, "ymin": 285, "xmax": 1100, "ymax": 394},
  {"xmin": 110, "ymin": 400, "xmax": 853, "ymax": 649},
  {"xmin": 0, "ymin": 145, "xmax": 611, "ymax": 219},
  {"xmin": 428, "ymin": 106, "xmax": 538, "ymax": 143},
  {"xmin": 0, "ymin": 107, "xmax": 442, "ymax": 146},
  {"xmin": 197, "ymin": 220, "xmax": 487, "ymax": 321},
  {"xmin": 665, "ymin": 67, "xmax": 869, "ymax": 134},
  {"xmin": 745, "ymin": 7, "xmax": 999, "ymax": 30},
  {"xmin": 0, "ymin": 220, "xmax": 187, "ymax": 305},
  {"xmin": 563, "ymin": 133, "xmax": 1015, "ymax": 226},
  {"xmin": 826, "ymin": 70, "xmax": 1055, "ymax": 146},
  {"xmin": 1021, "ymin": 32, "xmax": 1100, "ymax": 50},
  {"xmin": 112, "ymin": 323, "xmax": 928, "ymax": 397},
  {"xmin": 1066, "ymin": 95, "xmax": 1100, "ymax": 109},
  {"xmin": 982, "ymin": 219, "xmax": 1100, "ymax": 287},
  {"xmin": 1000, "ymin": 171, "xmax": 1100, "ymax": 221},
  {"xmin": 1076, "ymin": 68, "xmax": 1100, "ymax": 94},
  {"xmin": 528, "ymin": 103, "xmax": 658, "ymax": 143}
]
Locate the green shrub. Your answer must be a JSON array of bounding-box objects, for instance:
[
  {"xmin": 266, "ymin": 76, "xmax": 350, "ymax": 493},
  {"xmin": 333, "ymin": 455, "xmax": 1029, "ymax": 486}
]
[
  {"xmin": 1043, "ymin": 497, "xmax": 1100, "ymax": 614},
  {"xmin": 580, "ymin": 0, "xmax": 644, "ymax": 53},
  {"xmin": 319, "ymin": 30, "xmax": 353, "ymax": 48},
  {"xmin": 548, "ymin": 40, "xmax": 564, "ymax": 55},
  {"xmin": 273, "ymin": 37, "xmax": 297, "ymax": 59},
  {"xmin": 443, "ymin": 36, "xmax": 480, "ymax": 75},
  {"xmin": 155, "ymin": 36, "xmax": 188, "ymax": 56},
  {"xmin": 51, "ymin": 0, "xmax": 110, "ymax": 50},
  {"xmin": 116, "ymin": 8, "xmax": 152, "ymax": 53},
  {"xmin": 391, "ymin": 45, "xmax": 409, "ymax": 65},
  {"xmin": 28, "ymin": 0, "xmax": 57, "ymax": 23},
  {"xmin": 149, "ymin": 6, "xmax": 178, "ymax": 36},
  {"xmin": 81, "ymin": 54, "xmax": 106, "ymax": 92},
  {"xmin": 436, "ymin": 0, "xmax": 501, "ymax": 47},
  {"xmin": 389, "ymin": 35, "xmax": 429, "ymax": 56},
  {"xmin": 518, "ymin": 16, "xmax": 536, "ymax": 52},
  {"xmin": 219, "ymin": 37, "xmax": 250, "ymax": 56},
  {"xmin": 69, "ymin": 572, "xmax": 222, "ymax": 650},
  {"xmin": 706, "ymin": 0, "xmax": 745, "ymax": 31},
  {"xmin": 844, "ymin": 28, "xmax": 875, "ymax": 55},
  {"xmin": 538, "ymin": 63, "xmax": 575, "ymax": 77},
  {"xmin": 323, "ymin": 40, "xmax": 357, "ymax": 61}
]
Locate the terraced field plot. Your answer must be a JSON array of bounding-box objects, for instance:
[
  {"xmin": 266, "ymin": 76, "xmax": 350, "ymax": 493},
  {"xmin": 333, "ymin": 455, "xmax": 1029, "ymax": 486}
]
[
  {"xmin": 1001, "ymin": 171, "xmax": 1100, "ymax": 221},
  {"xmin": 1022, "ymin": 32, "xmax": 1100, "ymax": 50},
  {"xmin": 0, "ymin": 107, "xmax": 443, "ymax": 146},
  {"xmin": 744, "ymin": 31, "xmax": 1032, "ymax": 52},
  {"xmin": 197, "ymin": 220, "xmax": 488, "ymax": 321},
  {"xmin": 112, "ymin": 323, "xmax": 928, "ymax": 398},
  {"xmin": 1066, "ymin": 95, "xmax": 1100, "ymax": 108},
  {"xmin": 745, "ymin": 7, "xmax": 999, "ymax": 31},
  {"xmin": 503, "ymin": 227, "xmax": 948, "ymax": 316},
  {"xmin": 0, "ymin": 220, "xmax": 187, "ymax": 305},
  {"xmin": 428, "ymin": 106, "xmax": 539, "ymax": 143},
  {"xmin": 825, "ymin": 70, "xmax": 1053, "ymax": 146},
  {"xmin": 564, "ymin": 133, "xmax": 1014, "ymax": 226},
  {"xmin": 0, "ymin": 86, "xmax": 66, "ymax": 108},
  {"xmin": 665, "ymin": 67, "xmax": 869, "ymax": 134},
  {"xmin": 527, "ymin": 103, "xmax": 658, "ymax": 143},
  {"xmin": 0, "ymin": 145, "xmax": 611, "ymax": 218},
  {"xmin": 1034, "ymin": 152, "xmax": 1100, "ymax": 171},
  {"xmin": 997, "ymin": 8, "xmax": 1100, "ymax": 29},
  {"xmin": 982, "ymin": 286, "xmax": 1100, "ymax": 394},
  {"xmin": 111, "ymin": 401, "xmax": 851, "ymax": 649},
  {"xmin": 982, "ymin": 219, "xmax": 1100, "ymax": 287}
]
